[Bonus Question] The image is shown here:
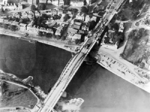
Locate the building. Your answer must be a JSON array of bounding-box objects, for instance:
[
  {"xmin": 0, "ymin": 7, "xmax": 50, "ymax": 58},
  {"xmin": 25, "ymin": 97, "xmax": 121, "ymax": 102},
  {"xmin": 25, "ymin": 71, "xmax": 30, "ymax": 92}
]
[
  {"xmin": 27, "ymin": 0, "xmax": 39, "ymax": 5},
  {"xmin": 0, "ymin": 0, "xmax": 21, "ymax": 5},
  {"xmin": 0, "ymin": 0, "xmax": 8, "ymax": 5}
]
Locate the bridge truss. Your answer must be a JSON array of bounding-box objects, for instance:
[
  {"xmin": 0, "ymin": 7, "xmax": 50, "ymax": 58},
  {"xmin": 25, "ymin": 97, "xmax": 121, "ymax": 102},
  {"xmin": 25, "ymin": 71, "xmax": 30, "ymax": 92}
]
[{"xmin": 34, "ymin": 0, "xmax": 127, "ymax": 112}]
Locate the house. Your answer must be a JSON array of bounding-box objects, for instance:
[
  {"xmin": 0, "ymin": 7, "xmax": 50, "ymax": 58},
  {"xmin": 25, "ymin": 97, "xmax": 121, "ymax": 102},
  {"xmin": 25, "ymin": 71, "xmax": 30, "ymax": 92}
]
[
  {"xmin": 0, "ymin": 0, "xmax": 8, "ymax": 5},
  {"xmin": 27, "ymin": 0, "xmax": 39, "ymax": 5},
  {"xmin": 0, "ymin": 0, "xmax": 21, "ymax": 5}
]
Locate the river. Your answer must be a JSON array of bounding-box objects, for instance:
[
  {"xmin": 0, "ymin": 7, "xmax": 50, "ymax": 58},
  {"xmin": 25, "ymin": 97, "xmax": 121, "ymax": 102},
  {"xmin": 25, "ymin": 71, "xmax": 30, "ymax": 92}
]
[{"xmin": 0, "ymin": 35, "xmax": 150, "ymax": 112}]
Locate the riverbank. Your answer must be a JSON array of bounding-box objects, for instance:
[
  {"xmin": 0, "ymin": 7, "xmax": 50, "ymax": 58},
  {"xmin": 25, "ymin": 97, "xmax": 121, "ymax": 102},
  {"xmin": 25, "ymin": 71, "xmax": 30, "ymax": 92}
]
[{"xmin": 0, "ymin": 35, "xmax": 150, "ymax": 112}]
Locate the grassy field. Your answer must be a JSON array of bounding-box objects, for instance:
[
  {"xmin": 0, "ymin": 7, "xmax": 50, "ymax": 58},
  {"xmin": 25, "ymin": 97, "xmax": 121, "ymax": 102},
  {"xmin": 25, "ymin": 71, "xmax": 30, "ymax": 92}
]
[{"xmin": 0, "ymin": 82, "xmax": 37, "ymax": 109}]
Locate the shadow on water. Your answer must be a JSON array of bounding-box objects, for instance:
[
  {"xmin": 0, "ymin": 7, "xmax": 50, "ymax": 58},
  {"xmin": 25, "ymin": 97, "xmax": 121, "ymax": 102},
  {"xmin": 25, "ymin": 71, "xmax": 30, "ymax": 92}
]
[
  {"xmin": 27, "ymin": 42, "xmax": 72, "ymax": 93},
  {"xmin": 0, "ymin": 35, "xmax": 71, "ymax": 93},
  {"xmin": 0, "ymin": 35, "xmax": 36, "ymax": 75},
  {"xmin": 1, "ymin": 35, "xmax": 150, "ymax": 112},
  {"xmin": 66, "ymin": 62, "xmax": 101, "ymax": 96},
  {"xmin": 67, "ymin": 62, "xmax": 150, "ymax": 112}
]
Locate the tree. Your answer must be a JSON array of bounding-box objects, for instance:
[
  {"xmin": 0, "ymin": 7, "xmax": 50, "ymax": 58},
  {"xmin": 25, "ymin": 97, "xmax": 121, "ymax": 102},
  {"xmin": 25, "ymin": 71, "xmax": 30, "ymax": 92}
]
[
  {"xmin": 63, "ymin": 0, "xmax": 70, "ymax": 5},
  {"xmin": 43, "ymin": 0, "xmax": 48, "ymax": 10},
  {"xmin": 36, "ymin": 0, "xmax": 39, "ymax": 5},
  {"xmin": 90, "ymin": 0, "xmax": 98, "ymax": 4},
  {"xmin": 84, "ymin": 0, "xmax": 87, "ymax": 5}
]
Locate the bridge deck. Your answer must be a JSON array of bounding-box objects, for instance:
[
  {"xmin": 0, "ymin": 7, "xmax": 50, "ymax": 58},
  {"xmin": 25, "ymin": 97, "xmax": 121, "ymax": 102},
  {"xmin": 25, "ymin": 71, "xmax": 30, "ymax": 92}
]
[{"xmin": 36, "ymin": 0, "xmax": 126, "ymax": 112}]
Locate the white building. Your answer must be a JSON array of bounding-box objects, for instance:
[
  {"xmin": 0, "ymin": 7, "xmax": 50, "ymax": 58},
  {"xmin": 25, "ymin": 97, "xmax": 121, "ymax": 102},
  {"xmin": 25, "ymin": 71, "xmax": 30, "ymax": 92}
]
[
  {"xmin": 27, "ymin": 0, "xmax": 38, "ymax": 5},
  {"xmin": 0, "ymin": 0, "xmax": 20, "ymax": 10},
  {"xmin": 0, "ymin": 0, "xmax": 8, "ymax": 5}
]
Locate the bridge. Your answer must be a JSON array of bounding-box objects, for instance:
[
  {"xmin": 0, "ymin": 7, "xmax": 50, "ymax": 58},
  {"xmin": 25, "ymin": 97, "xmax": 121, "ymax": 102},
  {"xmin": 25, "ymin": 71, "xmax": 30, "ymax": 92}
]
[{"xmin": 34, "ymin": 0, "xmax": 126, "ymax": 112}]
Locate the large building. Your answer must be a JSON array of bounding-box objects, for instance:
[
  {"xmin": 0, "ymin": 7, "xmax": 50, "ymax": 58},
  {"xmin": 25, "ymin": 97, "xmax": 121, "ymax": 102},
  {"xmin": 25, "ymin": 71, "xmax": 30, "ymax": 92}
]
[
  {"xmin": 0, "ymin": 0, "xmax": 21, "ymax": 5},
  {"xmin": 27, "ymin": 0, "xmax": 38, "ymax": 4},
  {"xmin": 0, "ymin": 0, "xmax": 8, "ymax": 5}
]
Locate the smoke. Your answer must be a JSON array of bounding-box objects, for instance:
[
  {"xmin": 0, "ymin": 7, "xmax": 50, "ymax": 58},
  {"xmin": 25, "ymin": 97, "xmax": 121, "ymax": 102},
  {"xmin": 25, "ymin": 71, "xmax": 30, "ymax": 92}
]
[
  {"xmin": 62, "ymin": 103, "xmax": 81, "ymax": 111},
  {"xmin": 55, "ymin": 98, "xmax": 84, "ymax": 112}
]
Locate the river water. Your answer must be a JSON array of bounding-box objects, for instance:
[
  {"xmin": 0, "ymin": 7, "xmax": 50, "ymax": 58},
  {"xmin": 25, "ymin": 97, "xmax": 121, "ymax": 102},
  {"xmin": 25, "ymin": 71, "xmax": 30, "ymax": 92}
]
[{"xmin": 0, "ymin": 35, "xmax": 150, "ymax": 112}]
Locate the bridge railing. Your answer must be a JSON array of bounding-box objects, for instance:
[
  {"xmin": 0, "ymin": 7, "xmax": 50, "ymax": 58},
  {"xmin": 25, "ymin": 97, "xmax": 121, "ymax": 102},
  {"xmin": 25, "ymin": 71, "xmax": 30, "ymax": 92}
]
[{"xmin": 36, "ymin": 0, "xmax": 127, "ymax": 112}]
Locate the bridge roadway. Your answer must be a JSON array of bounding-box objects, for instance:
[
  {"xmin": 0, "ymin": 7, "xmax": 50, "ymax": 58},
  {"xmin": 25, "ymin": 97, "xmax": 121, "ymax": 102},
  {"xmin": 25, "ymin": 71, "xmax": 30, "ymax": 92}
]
[{"xmin": 35, "ymin": 0, "xmax": 126, "ymax": 112}]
